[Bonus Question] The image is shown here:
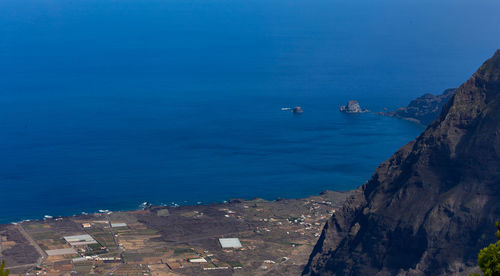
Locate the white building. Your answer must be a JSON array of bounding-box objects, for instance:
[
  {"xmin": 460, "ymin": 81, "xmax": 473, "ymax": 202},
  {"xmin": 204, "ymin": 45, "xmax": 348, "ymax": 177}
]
[
  {"xmin": 64, "ymin": 234, "xmax": 98, "ymax": 246},
  {"xmin": 188, "ymin": 258, "xmax": 207, "ymax": 263},
  {"xmin": 219, "ymin": 238, "xmax": 242, "ymax": 249}
]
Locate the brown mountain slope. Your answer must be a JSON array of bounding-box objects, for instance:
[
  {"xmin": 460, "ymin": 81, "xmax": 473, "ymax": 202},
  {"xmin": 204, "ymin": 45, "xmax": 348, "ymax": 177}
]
[{"xmin": 303, "ymin": 50, "xmax": 500, "ymax": 276}]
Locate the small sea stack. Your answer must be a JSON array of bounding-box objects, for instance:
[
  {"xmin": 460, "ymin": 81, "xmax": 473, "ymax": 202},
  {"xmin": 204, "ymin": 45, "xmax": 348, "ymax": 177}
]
[
  {"xmin": 339, "ymin": 100, "xmax": 368, "ymax": 113},
  {"xmin": 292, "ymin": 106, "xmax": 303, "ymax": 114}
]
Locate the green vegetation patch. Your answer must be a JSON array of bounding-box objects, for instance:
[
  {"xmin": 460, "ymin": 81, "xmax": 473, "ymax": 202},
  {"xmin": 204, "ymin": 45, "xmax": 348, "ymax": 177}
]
[
  {"xmin": 173, "ymin": 248, "xmax": 194, "ymax": 256},
  {"xmin": 82, "ymin": 243, "xmax": 107, "ymax": 256},
  {"xmin": 98, "ymin": 251, "xmax": 121, "ymax": 258},
  {"xmin": 203, "ymin": 262, "xmax": 216, "ymax": 268},
  {"xmin": 86, "ymin": 229, "xmax": 116, "ymax": 247},
  {"xmin": 88, "ymin": 243, "xmax": 102, "ymax": 250},
  {"xmin": 226, "ymin": 260, "xmax": 243, "ymax": 268},
  {"xmin": 471, "ymin": 222, "xmax": 500, "ymax": 276}
]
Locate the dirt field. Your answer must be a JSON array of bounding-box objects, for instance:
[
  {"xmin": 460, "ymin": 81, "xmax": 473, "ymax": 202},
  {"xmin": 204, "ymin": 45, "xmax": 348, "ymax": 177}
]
[{"xmin": 1, "ymin": 190, "xmax": 353, "ymax": 275}]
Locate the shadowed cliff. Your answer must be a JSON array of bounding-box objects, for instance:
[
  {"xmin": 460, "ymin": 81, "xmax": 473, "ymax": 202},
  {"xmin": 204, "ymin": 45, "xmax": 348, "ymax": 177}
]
[{"xmin": 304, "ymin": 50, "xmax": 500, "ymax": 276}]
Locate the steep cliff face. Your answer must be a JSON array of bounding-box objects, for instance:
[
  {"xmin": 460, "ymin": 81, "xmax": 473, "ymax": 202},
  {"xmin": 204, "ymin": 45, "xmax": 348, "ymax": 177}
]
[
  {"xmin": 386, "ymin": 88, "xmax": 456, "ymax": 125},
  {"xmin": 304, "ymin": 50, "xmax": 500, "ymax": 276}
]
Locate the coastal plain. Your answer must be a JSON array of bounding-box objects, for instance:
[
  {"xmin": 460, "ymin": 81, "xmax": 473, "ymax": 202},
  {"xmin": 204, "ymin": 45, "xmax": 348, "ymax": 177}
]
[{"xmin": 0, "ymin": 191, "xmax": 351, "ymax": 275}]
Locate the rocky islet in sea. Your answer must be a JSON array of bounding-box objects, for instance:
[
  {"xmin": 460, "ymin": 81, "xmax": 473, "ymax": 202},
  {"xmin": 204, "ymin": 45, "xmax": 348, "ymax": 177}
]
[{"xmin": 339, "ymin": 100, "xmax": 369, "ymax": 113}]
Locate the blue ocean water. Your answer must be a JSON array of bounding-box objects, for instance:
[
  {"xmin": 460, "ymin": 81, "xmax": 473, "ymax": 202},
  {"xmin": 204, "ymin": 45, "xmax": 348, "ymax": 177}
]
[{"xmin": 1, "ymin": 0, "xmax": 500, "ymax": 223}]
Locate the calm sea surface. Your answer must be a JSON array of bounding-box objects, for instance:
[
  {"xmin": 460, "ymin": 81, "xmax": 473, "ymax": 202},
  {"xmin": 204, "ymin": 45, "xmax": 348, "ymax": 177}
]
[{"xmin": 1, "ymin": 0, "xmax": 500, "ymax": 223}]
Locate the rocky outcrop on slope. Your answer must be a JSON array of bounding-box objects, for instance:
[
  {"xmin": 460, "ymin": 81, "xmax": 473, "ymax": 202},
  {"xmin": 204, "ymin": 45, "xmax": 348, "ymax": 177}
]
[
  {"xmin": 304, "ymin": 50, "xmax": 500, "ymax": 276},
  {"xmin": 383, "ymin": 88, "xmax": 457, "ymax": 125},
  {"xmin": 340, "ymin": 100, "xmax": 368, "ymax": 113}
]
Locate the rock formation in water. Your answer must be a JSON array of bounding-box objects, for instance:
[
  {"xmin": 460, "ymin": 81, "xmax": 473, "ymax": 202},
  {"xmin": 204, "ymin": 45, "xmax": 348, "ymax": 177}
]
[
  {"xmin": 340, "ymin": 100, "xmax": 368, "ymax": 113},
  {"xmin": 304, "ymin": 50, "xmax": 500, "ymax": 276},
  {"xmin": 383, "ymin": 88, "xmax": 457, "ymax": 125},
  {"xmin": 293, "ymin": 106, "xmax": 304, "ymax": 114}
]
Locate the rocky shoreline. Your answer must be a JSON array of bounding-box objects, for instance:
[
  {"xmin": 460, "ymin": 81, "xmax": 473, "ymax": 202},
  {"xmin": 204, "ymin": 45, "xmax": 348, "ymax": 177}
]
[{"xmin": 378, "ymin": 88, "xmax": 457, "ymax": 125}]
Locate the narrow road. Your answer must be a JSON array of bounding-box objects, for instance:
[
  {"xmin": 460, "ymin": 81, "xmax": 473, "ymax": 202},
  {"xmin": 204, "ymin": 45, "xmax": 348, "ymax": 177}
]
[
  {"xmin": 4, "ymin": 263, "xmax": 37, "ymax": 270},
  {"xmin": 102, "ymin": 214, "xmax": 126, "ymax": 276},
  {"xmin": 8, "ymin": 224, "xmax": 47, "ymax": 272},
  {"xmin": 106, "ymin": 214, "xmax": 125, "ymax": 264}
]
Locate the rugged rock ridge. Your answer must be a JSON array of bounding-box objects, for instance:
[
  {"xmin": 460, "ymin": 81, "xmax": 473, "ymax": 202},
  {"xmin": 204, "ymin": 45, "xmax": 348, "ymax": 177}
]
[
  {"xmin": 304, "ymin": 50, "xmax": 500, "ymax": 276},
  {"xmin": 384, "ymin": 88, "xmax": 457, "ymax": 125}
]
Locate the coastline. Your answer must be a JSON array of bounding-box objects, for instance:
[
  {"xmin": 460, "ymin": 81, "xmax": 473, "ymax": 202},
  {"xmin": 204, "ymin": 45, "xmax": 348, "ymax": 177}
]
[
  {"xmin": 2, "ymin": 190, "xmax": 355, "ymax": 226},
  {"xmin": 1, "ymin": 190, "xmax": 354, "ymax": 275}
]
